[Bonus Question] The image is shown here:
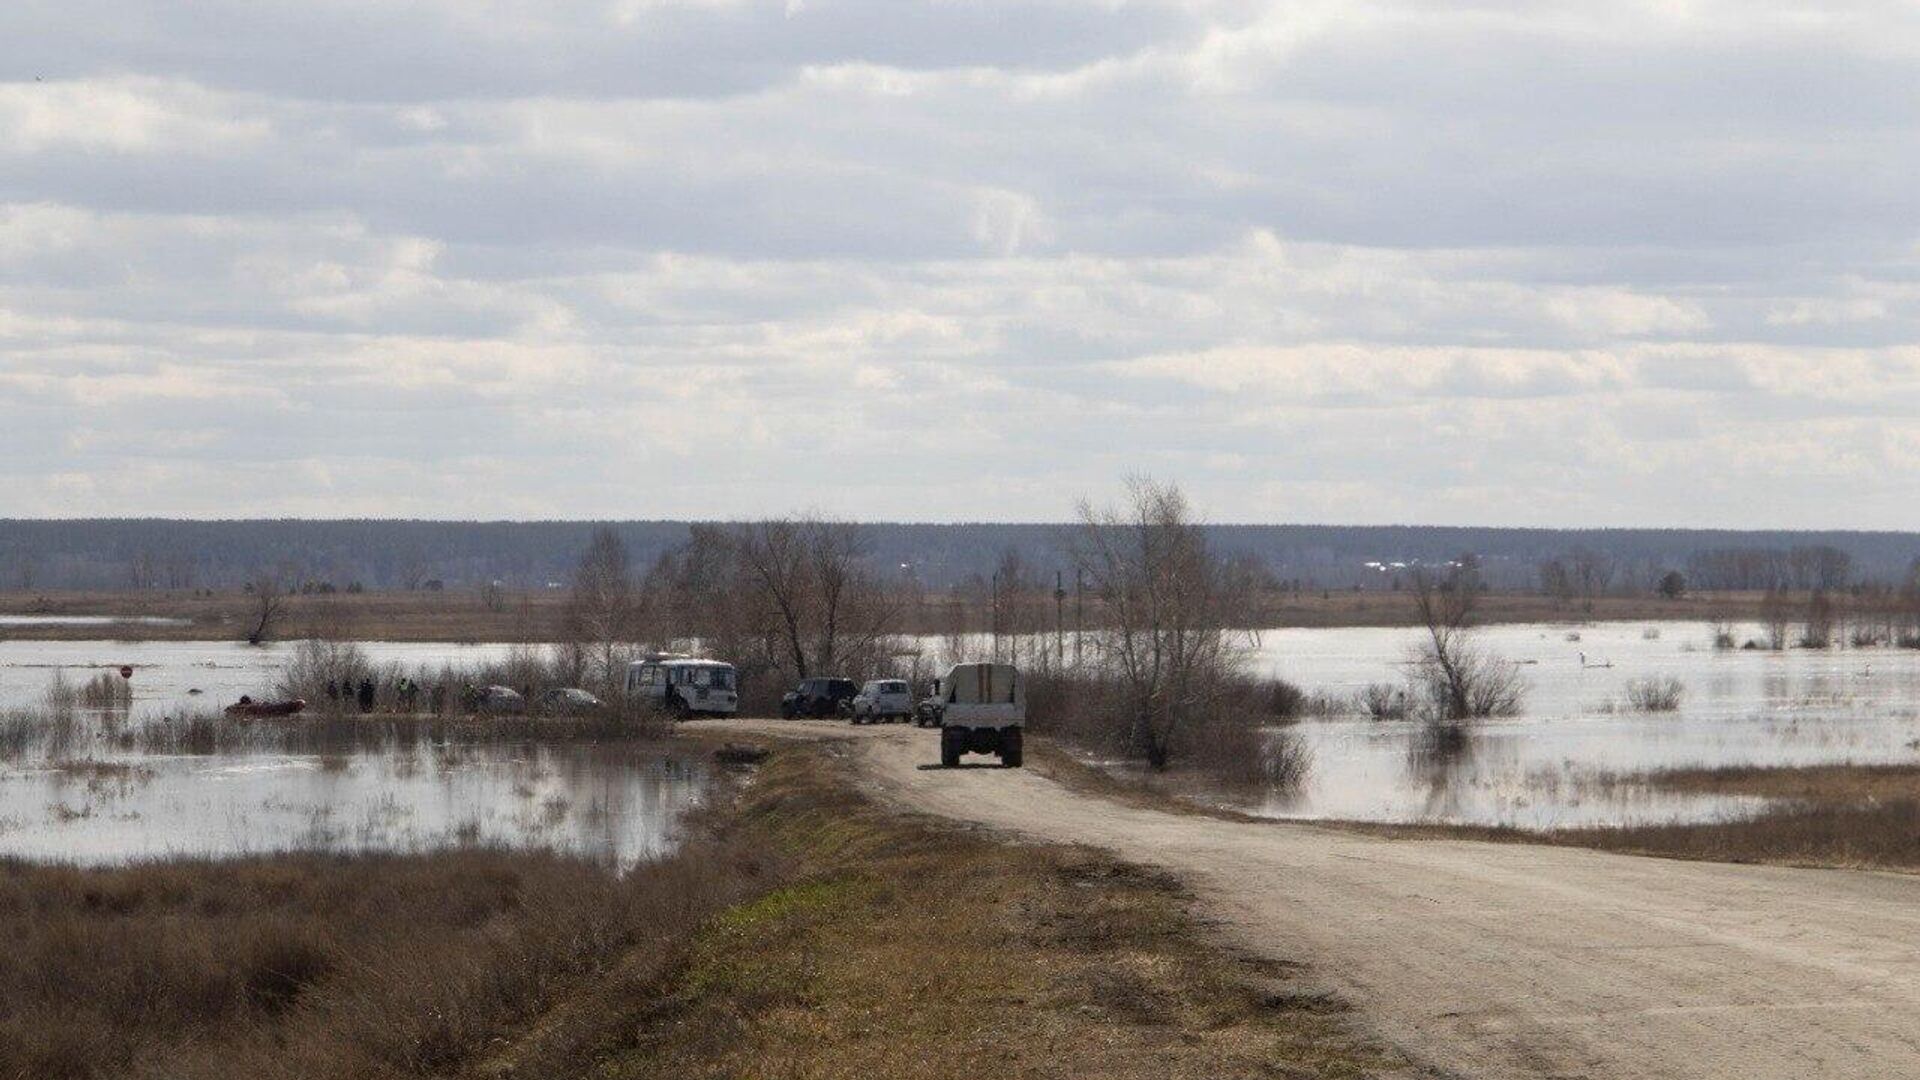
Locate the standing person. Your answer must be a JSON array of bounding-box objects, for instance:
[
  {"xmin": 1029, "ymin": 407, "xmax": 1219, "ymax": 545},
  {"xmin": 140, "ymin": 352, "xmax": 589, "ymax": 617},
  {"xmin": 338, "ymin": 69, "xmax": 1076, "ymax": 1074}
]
[{"xmin": 357, "ymin": 677, "xmax": 375, "ymax": 714}]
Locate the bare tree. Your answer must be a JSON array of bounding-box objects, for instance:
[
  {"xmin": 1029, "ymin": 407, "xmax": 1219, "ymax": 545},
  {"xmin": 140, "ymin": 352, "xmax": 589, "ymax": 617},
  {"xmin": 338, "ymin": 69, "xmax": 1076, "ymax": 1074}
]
[
  {"xmin": 563, "ymin": 528, "xmax": 638, "ymax": 683},
  {"xmin": 1800, "ymin": 590, "xmax": 1836, "ymax": 649},
  {"xmin": 1760, "ymin": 588, "xmax": 1793, "ymax": 651},
  {"xmin": 1070, "ymin": 478, "xmax": 1250, "ymax": 769},
  {"xmin": 242, "ymin": 573, "xmax": 288, "ymax": 646},
  {"xmin": 479, "ymin": 580, "xmax": 508, "ymax": 614},
  {"xmin": 725, "ymin": 517, "xmax": 896, "ymax": 679},
  {"xmin": 729, "ymin": 518, "xmax": 818, "ymax": 676},
  {"xmin": 1407, "ymin": 563, "xmax": 1524, "ymax": 723}
]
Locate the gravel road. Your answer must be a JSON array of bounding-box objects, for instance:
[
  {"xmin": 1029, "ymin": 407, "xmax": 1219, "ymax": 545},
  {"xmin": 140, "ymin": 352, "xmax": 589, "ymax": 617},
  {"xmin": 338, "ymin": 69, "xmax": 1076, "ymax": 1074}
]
[{"xmin": 699, "ymin": 720, "xmax": 1920, "ymax": 1079}]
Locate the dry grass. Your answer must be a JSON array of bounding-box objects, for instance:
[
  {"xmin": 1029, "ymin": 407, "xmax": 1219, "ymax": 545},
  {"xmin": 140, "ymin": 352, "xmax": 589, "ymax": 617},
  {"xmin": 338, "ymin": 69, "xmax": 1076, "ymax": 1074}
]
[
  {"xmin": 1537, "ymin": 803, "xmax": 1920, "ymax": 870},
  {"xmin": 1333, "ymin": 763, "xmax": 1920, "ymax": 872},
  {"xmin": 1029, "ymin": 732, "xmax": 1920, "ymax": 876},
  {"xmin": 0, "ymin": 741, "xmax": 1394, "ymax": 1080},
  {"xmin": 585, "ymin": 748, "xmax": 1401, "ymax": 1080},
  {"xmin": 0, "ymin": 842, "xmax": 776, "ymax": 1080},
  {"xmin": 1644, "ymin": 762, "xmax": 1920, "ymax": 803},
  {"xmin": 1537, "ymin": 763, "xmax": 1920, "ymax": 871}
]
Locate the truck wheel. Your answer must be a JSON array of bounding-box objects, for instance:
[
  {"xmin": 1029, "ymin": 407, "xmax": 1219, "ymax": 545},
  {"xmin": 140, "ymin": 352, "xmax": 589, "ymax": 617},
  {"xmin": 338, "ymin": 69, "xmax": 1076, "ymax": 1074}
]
[
  {"xmin": 940, "ymin": 728, "xmax": 961, "ymax": 768},
  {"xmin": 1001, "ymin": 729, "xmax": 1023, "ymax": 768}
]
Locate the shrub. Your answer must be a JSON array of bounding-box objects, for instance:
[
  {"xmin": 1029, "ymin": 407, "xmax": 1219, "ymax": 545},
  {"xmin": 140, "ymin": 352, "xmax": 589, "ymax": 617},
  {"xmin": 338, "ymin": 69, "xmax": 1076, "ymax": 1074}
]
[
  {"xmin": 1358, "ymin": 682, "xmax": 1410, "ymax": 721},
  {"xmin": 1262, "ymin": 677, "xmax": 1306, "ymax": 721},
  {"xmin": 1624, "ymin": 676, "xmax": 1685, "ymax": 713}
]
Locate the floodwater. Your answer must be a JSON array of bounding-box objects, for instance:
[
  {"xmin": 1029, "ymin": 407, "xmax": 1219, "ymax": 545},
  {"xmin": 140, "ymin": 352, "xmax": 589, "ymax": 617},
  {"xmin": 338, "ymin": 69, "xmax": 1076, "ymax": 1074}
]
[
  {"xmin": 0, "ymin": 738, "xmax": 707, "ymax": 867},
  {"xmin": 0, "ymin": 614, "xmax": 190, "ymax": 627},
  {"xmin": 10, "ymin": 623, "xmax": 1920, "ymax": 836},
  {"xmin": 0, "ymin": 640, "xmax": 705, "ymax": 866},
  {"xmin": 0, "ymin": 639, "xmax": 529, "ymax": 716},
  {"xmin": 1247, "ymin": 622, "xmax": 1920, "ymax": 828}
]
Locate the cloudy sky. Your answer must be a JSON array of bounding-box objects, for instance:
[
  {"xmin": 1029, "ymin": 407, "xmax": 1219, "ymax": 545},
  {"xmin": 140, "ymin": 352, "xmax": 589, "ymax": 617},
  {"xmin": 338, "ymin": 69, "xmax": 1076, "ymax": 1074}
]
[{"xmin": 3, "ymin": 1, "xmax": 1918, "ymax": 526}]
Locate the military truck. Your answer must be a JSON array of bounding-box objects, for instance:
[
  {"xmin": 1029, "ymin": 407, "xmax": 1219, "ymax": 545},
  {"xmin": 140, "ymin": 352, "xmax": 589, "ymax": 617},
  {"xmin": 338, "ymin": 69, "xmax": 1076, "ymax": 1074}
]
[{"xmin": 936, "ymin": 662, "xmax": 1024, "ymax": 768}]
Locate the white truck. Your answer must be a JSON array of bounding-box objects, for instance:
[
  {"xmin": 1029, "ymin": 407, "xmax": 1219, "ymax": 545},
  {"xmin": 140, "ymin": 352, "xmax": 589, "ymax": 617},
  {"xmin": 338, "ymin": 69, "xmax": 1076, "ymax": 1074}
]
[{"xmin": 936, "ymin": 662, "xmax": 1024, "ymax": 768}]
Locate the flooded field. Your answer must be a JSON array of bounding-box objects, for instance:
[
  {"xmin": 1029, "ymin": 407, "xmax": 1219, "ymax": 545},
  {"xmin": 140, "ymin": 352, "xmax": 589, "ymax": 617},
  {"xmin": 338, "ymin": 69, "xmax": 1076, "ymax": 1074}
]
[
  {"xmin": 0, "ymin": 736, "xmax": 705, "ymax": 866},
  {"xmin": 0, "ymin": 639, "xmax": 529, "ymax": 716},
  {"xmin": 0, "ymin": 640, "xmax": 705, "ymax": 866},
  {"xmin": 0, "ymin": 614, "xmax": 190, "ymax": 628},
  {"xmin": 10, "ymin": 621, "xmax": 1920, "ymax": 841},
  {"xmin": 1250, "ymin": 622, "xmax": 1920, "ymax": 828}
]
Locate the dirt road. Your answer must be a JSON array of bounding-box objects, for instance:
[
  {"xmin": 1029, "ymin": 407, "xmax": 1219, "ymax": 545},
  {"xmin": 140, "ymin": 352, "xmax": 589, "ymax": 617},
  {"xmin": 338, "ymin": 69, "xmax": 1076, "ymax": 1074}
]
[{"xmin": 699, "ymin": 721, "xmax": 1920, "ymax": 1079}]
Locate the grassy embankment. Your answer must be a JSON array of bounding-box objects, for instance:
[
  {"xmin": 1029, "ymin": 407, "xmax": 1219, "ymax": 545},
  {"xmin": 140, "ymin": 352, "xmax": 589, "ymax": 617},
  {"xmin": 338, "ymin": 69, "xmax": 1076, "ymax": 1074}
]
[{"xmin": 0, "ymin": 741, "xmax": 1400, "ymax": 1080}]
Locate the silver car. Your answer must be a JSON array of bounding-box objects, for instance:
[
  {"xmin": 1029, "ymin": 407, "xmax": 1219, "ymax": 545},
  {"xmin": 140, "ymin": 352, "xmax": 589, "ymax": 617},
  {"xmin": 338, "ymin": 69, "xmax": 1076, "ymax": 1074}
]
[
  {"xmin": 849, "ymin": 679, "xmax": 913, "ymax": 724},
  {"xmin": 477, "ymin": 685, "xmax": 526, "ymax": 714},
  {"xmin": 535, "ymin": 687, "xmax": 602, "ymax": 716}
]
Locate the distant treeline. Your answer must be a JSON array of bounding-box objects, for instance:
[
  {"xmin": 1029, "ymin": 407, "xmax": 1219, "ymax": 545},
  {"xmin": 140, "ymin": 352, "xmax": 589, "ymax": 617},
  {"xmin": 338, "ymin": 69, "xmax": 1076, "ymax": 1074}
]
[{"xmin": 1, "ymin": 519, "xmax": 1917, "ymax": 593}]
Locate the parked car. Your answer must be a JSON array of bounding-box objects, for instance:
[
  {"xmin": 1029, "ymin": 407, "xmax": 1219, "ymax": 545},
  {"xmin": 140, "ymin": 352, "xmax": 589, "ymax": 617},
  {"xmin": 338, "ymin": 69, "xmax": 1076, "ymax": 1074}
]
[
  {"xmin": 914, "ymin": 677, "xmax": 946, "ymax": 727},
  {"xmin": 477, "ymin": 685, "xmax": 526, "ymax": 715},
  {"xmin": 781, "ymin": 677, "xmax": 858, "ymax": 719},
  {"xmin": 535, "ymin": 687, "xmax": 602, "ymax": 716},
  {"xmin": 849, "ymin": 679, "xmax": 912, "ymax": 724}
]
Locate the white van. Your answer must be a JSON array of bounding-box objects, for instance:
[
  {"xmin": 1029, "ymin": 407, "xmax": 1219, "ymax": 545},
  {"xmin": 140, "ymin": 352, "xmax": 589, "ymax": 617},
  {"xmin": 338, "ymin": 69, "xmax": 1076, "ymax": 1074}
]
[
  {"xmin": 936, "ymin": 662, "xmax": 1024, "ymax": 767},
  {"xmin": 624, "ymin": 656, "xmax": 739, "ymax": 717}
]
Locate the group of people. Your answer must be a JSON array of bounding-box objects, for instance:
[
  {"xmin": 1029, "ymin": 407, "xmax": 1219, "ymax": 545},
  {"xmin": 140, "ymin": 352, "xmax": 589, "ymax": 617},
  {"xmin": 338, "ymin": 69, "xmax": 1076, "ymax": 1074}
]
[
  {"xmin": 323, "ymin": 677, "xmax": 379, "ymax": 712},
  {"xmin": 322, "ymin": 675, "xmax": 450, "ymax": 715}
]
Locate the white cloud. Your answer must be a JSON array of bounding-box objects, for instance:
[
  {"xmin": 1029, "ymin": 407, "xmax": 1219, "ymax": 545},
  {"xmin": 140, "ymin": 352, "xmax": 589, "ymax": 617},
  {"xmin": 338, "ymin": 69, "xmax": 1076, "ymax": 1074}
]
[{"xmin": 3, "ymin": 2, "xmax": 1920, "ymax": 523}]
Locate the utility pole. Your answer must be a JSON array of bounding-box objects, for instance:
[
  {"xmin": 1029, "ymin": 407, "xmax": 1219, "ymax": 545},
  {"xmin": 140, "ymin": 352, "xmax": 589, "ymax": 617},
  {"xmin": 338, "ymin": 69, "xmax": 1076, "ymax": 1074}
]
[
  {"xmin": 1073, "ymin": 568, "xmax": 1084, "ymax": 669},
  {"xmin": 990, "ymin": 568, "xmax": 1002, "ymax": 664},
  {"xmin": 1054, "ymin": 569, "xmax": 1065, "ymax": 671}
]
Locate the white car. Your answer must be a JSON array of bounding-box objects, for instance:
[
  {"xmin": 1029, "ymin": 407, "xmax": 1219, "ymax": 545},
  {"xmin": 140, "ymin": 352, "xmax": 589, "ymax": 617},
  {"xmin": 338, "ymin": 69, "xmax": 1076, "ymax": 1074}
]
[{"xmin": 849, "ymin": 679, "xmax": 913, "ymax": 724}]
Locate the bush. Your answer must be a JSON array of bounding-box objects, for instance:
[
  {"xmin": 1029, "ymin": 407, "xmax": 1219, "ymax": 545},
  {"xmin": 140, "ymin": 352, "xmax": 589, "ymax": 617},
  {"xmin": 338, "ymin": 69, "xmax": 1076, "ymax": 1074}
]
[
  {"xmin": 1025, "ymin": 669, "xmax": 1308, "ymax": 790},
  {"xmin": 1358, "ymin": 682, "xmax": 1409, "ymax": 721},
  {"xmin": 1262, "ymin": 678, "xmax": 1306, "ymax": 721},
  {"xmin": 1624, "ymin": 676, "xmax": 1685, "ymax": 713},
  {"xmin": 1411, "ymin": 642, "xmax": 1525, "ymax": 721}
]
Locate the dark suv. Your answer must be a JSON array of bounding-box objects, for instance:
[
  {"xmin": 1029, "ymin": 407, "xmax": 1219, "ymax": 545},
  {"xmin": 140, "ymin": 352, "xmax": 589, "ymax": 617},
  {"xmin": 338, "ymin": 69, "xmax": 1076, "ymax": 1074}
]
[{"xmin": 781, "ymin": 677, "xmax": 858, "ymax": 719}]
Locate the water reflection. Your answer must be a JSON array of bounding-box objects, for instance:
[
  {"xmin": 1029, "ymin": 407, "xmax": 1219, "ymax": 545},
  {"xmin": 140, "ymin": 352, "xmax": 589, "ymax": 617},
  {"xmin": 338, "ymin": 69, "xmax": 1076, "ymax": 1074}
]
[
  {"xmin": 0, "ymin": 726, "xmax": 707, "ymax": 867},
  {"xmin": 1403, "ymin": 722, "xmax": 1480, "ymax": 822},
  {"xmin": 1243, "ymin": 621, "xmax": 1920, "ymax": 828},
  {"xmin": 15, "ymin": 623, "xmax": 1920, "ymax": 832}
]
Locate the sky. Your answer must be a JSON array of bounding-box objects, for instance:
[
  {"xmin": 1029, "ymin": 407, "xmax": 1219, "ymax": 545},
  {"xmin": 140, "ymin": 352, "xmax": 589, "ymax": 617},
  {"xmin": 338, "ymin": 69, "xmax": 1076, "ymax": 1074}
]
[{"xmin": 3, "ymin": 0, "xmax": 1919, "ymax": 527}]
